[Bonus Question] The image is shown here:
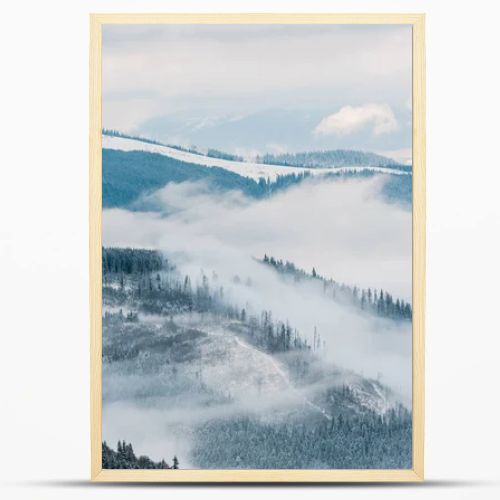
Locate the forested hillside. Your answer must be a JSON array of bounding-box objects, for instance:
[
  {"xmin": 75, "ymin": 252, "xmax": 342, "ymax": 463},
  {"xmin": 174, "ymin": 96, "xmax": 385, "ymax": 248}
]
[
  {"xmin": 256, "ymin": 150, "xmax": 410, "ymax": 170},
  {"xmin": 99, "ymin": 21, "xmax": 415, "ymax": 474},
  {"xmin": 193, "ymin": 405, "xmax": 412, "ymax": 469},
  {"xmin": 102, "ymin": 131, "xmax": 412, "ymax": 209},
  {"xmin": 263, "ymin": 255, "xmax": 412, "ymax": 321},
  {"xmin": 102, "ymin": 248, "xmax": 412, "ymax": 469},
  {"xmin": 103, "ymin": 149, "xmax": 309, "ymax": 208},
  {"xmin": 103, "ymin": 248, "xmax": 310, "ymax": 354}
]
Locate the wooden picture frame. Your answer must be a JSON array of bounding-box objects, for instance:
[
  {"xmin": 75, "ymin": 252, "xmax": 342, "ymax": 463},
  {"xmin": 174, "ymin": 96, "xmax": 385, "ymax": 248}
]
[{"xmin": 90, "ymin": 13, "xmax": 425, "ymax": 482}]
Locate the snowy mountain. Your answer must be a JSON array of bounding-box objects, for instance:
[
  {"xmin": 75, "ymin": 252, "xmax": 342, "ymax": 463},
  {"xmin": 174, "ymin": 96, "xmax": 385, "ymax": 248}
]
[
  {"xmin": 102, "ymin": 131, "xmax": 412, "ymax": 210},
  {"xmin": 103, "ymin": 134, "xmax": 331, "ymax": 182},
  {"xmin": 103, "ymin": 132, "xmax": 410, "ymax": 182}
]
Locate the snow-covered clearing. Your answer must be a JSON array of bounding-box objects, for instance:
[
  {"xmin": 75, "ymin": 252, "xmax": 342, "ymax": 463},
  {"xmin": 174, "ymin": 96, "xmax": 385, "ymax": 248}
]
[
  {"xmin": 102, "ymin": 134, "xmax": 409, "ymax": 181},
  {"xmin": 232, "ymin": 336, "xmax": 332, "ymax": 421}
]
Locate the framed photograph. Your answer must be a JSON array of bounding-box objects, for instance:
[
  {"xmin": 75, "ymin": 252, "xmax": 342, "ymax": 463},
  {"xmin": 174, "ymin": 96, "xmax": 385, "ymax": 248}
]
[{"xmin": 90, "ymin": 13, "xmax": 425, "ymax": 482}]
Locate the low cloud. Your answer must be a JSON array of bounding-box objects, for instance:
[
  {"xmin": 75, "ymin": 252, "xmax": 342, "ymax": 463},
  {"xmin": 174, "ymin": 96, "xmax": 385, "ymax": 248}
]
[
  {"xmin": 313, "ymin": 103, "xmax": 398, "ymax": 137},
  {"xmin": 103, "ymin": 177, "xmax": 413, "ymax": 407},
  {"xmin": 104, "ymin": 177, "xmax": 411, "ymax": 301}
]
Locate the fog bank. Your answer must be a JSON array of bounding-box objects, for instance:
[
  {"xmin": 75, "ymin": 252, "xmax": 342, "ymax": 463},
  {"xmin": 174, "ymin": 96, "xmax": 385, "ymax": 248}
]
[
  {"xmin": 104, "ymin": 177, "xmax": 412, "ymax": 299},
  {"xmin": 103, "ymin": 177, "xmax": 412, "ymax": 402}
]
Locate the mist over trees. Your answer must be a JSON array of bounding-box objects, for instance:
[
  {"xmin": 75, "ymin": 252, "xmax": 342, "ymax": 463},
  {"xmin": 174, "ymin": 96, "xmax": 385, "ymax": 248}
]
[
  {"xmin": 103, "ymin": 148, "xmax": 311, "ymax": 209},
  {"xmin": 103, "ymin": 247, "xmax": 311, "ymax": 354},
  {"xmin": 102, "ymin": 109, "xmax": 413, "ymax": 472},
  {"xmin": 263, "ymin": 254, "xmax": 412, "ymax": 321},
  {"xmin": 102, "ymin": 131, "xmax": 412, "ymax": 210},
  {"xmin": 102, "ymin": 247, "xmax": 412, "ymax": 469},
  {"xmin": 103, "ymin": 247, "xmax": 410, "ymax": 366},
  {"xmin": 103, "ymin": 148, "xmax": 411, "ymax": 210}
]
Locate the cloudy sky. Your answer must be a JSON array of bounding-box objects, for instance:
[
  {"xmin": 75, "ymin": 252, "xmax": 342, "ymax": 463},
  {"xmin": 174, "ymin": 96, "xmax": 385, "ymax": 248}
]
[{"xmin": 103, "ymin": 24, "xmax": 412, "ymax": 160}]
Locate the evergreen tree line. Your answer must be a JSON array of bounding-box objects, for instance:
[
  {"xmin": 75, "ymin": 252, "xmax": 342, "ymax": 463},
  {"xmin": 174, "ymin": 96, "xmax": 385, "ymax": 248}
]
[
  {"xmin": 103, "ymin": 130, "xmax": 411, "ymax": 208},
  {"xmin": 102, "ymin": 440, "xmax": 179, "ymax": 469},
  {"xmin": 103, "ymin": 247, "xmax": 165, "ymax": 275},
  {"xmin": 257, "ymin": 171, "xmax": 311, "ymax": 196},
  {"xmin": 256, "ymin": 149, "xmax": 410, "ymax": 171},
  {"xmin": 263, "ymin": 255, "xmax": 412, "ymax": 321},
  {"xmin": 191, "ymin": 406, "xmax": 411, "ymax": 469},
  {"xmin": 236, "ymin": 309, "xmax": 310, "ymax": 353},
  {"xmin": 103, "ymin": 148, "xmax": 314, "ymax": 210},
  {"xmin": 102, "ymin": 129, "xmax": 410, "ymax": 172},
  {"xmin": 103, "ymin": 128, "xmax": 165, "ymax": 146},
  {"xmin": 206, "ymin": 148, "xmax": 244, "ymax": 162},
  {"xmin": 103, "ymin": 248, "xmax": 310, "ymax": 355}
]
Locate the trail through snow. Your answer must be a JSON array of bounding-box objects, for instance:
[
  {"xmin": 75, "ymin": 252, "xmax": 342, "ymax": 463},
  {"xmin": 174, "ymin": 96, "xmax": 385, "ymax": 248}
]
[{"xmin": 233, "ymin": 336, "xmax": 332, "ymax": 421}]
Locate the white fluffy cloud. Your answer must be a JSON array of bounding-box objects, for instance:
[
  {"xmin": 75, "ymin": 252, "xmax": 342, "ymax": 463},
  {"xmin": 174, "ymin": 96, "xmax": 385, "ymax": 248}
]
[{"xmin": 313, "ymin": 103, "xmax": 399, "ymax": 137}]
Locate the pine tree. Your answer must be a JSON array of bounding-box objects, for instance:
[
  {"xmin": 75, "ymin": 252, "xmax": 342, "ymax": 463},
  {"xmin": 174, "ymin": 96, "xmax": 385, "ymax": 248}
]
[
  {"xmin": 385, "ymin": 292, "xmax": 393, "ymax": 316},
  {"xmin": 280, "ymin": 323, "xmax": 286, "ymax": 350},
  {"xmin": 361, "ymin": 290, "xmax": 367, "ymax": 310},
  {"xmin": 183, "ymin": 275, "xmax": 191, "ymax": 293},
  {"xmin": 102, "ymin": 441, "xmax": 176, "ymax": 469},
  {"xmin": 285, "ymin": 322, "xmax": 292, "ymax": 350},
  {"xmin": 378, "ymin": 289, "xmax": 384, "ymax": 314}
]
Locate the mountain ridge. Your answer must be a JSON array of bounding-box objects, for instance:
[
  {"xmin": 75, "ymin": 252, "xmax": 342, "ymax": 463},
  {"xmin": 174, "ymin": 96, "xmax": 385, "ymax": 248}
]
[{"xmin": 103, "ymin": 128, "xmax": 409, "ymax": 171}]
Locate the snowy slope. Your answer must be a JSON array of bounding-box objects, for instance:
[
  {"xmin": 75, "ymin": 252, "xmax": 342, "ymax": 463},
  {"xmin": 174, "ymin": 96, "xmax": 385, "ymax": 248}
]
[{"xmin": 102, "ymin": 135, "xmax": 410, "ymax": 182}]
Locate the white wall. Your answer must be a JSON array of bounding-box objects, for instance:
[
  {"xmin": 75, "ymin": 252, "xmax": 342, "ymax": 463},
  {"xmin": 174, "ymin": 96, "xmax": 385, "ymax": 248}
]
[{"xmin": 1, "ymin": 1, "xmax": 499, "ymax": 499}]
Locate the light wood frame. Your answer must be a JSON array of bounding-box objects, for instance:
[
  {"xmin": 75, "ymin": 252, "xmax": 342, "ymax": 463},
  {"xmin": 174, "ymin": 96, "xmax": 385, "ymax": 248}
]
[{"xmin": 90, "ymin": 13, "xmax": 425, "ymax": 483}]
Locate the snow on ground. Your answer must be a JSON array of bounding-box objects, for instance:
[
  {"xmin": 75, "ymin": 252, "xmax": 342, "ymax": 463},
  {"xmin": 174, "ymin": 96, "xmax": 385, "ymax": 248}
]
[
  {"xmin": 102, "ymin": 134, "xmax": 409, "ymax": 181},
  {"xmin": 232, "ymin": 336, "xmax": 332, "ymax": 420}
]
